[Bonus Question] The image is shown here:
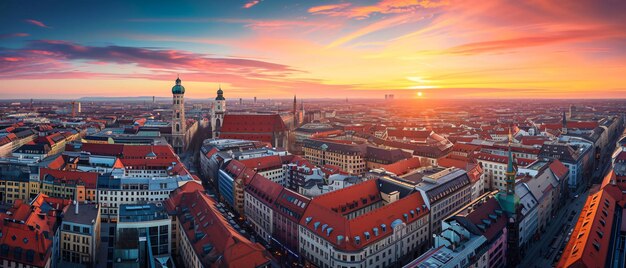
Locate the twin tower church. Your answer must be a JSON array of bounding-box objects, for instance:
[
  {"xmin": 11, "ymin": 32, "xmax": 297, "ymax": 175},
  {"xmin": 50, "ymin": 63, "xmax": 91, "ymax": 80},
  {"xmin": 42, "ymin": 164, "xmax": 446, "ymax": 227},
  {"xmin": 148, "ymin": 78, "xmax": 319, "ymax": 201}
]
[{"xmin": 169, "ymin": 76, "xmax": 225, "ymax": 153}]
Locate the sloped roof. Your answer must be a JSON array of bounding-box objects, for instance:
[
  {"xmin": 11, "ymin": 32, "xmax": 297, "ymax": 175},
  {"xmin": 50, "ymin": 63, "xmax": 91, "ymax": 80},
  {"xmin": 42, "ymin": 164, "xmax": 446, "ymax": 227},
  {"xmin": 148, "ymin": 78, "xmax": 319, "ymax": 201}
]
[
  {"xmin": 165, "ymin": 186, "xmax": 272, "ymax": 267},
  {"xmin": 221, "ymin": 114, "xmax": 287, "ymax": 133}
]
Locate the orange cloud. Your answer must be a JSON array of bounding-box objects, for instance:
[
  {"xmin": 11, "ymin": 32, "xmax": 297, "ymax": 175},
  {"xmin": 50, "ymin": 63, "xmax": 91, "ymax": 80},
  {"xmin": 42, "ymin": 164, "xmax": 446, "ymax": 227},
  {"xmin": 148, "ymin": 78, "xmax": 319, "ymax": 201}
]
[{"xmin": 309, "ymin": 0, "xmax": 448, "ymax": 18}]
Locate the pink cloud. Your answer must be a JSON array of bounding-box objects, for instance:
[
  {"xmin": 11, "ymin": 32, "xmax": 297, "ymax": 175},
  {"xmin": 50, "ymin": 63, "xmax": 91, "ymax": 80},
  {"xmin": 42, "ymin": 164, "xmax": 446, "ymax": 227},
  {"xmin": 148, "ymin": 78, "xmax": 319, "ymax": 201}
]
[
  {"xmin": 243, "ymin": 0, "xmax": 261, "ymax": 9},
  {"xmin": 308, "ymin": 0, "xmax": 448, "ymax": 19},
  {"xmin": 24, "ymin": 19, "xmax": 51, "ymax": 28}
]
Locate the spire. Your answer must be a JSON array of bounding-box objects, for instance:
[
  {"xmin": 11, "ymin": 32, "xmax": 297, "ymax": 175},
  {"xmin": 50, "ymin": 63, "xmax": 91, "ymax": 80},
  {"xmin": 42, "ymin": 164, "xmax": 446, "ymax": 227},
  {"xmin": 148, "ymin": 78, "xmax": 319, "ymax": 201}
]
[
  {"xmin": 562, "ymin": 111, "xmax": 568, "ymax": 134},
  {"xmin": 503, "ymin": 126, "xmax": 517, "ymax": 195}
]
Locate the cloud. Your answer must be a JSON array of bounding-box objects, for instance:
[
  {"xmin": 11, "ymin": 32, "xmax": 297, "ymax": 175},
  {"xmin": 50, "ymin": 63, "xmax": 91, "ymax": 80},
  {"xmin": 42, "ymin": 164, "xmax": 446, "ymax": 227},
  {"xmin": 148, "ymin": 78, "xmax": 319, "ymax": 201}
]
[
  {"xmin": 0, "ymin": 33, "xmax": 29, "ymax": 39},
  {"xmin": 326, "ymin": 14, "xmax": 416, "ymax": 48},
  {"xmin": 243, "ymin": 0, "xmax": 261, "ymax": 9},
  {"xmin": 20, "ymin": 40, "xmax": 299, "ymax": 73},
  {"xmin": 24, "ymin": 19, "xmax": 51, "ymax": 28},
  {"xmin": 447, "ymin": 28, "xmax": 625, "ymax": 55},
  {"xmin": 309, "ymin": 0, "xmax": 447, "ymax": 19}
]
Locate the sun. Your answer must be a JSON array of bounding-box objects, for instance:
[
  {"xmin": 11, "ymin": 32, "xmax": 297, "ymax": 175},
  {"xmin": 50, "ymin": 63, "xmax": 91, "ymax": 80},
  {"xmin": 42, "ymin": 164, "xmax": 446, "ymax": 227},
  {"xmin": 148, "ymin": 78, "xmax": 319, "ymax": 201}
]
[{"xmin": 417, "ymin": 91, "xmax": 423, "ymax": 97}]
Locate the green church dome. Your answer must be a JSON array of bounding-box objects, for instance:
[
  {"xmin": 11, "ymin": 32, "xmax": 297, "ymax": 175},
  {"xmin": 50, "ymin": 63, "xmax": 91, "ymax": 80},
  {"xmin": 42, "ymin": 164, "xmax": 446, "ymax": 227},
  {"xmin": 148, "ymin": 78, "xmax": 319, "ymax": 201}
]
[{"xmin": 172, "ymin": 77, "xmax": 185, "ymax": 94}]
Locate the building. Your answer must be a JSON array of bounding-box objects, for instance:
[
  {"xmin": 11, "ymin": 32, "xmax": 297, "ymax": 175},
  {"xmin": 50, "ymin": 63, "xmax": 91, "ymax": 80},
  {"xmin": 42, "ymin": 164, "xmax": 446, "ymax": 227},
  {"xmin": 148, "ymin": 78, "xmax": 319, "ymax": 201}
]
[
  {"xmin": 299, "ymin": 179, "xmax": 430, "ymax": 268},
  {"xmin": 211, "ymin": 85, "xmax": 226, "ymax": 138},
  {"xmin": 379, "ymin": 167, "xmax": 473, "ymax": 237},
  {"xmin": 59, "ymin": 202, "xmax": 101, "ymax": 267},
  {"xmin": 539, "ymin": 142, "xmax": 592, "ymax": 189},
  {"xmin": 116, "ymin": 203, "xmax": 172, "ymax": 258},
  {"xmin": 517, "ymin": 159, "xmax": 569, "ymax": 232},
  {"xmin": 272, "ymin": 188, "xmax": 310, "ymax": 257},
  {"xmin": 404, "ymin": 207, "xmax": 504, "ymax": 268},
  {"xmin": 476, "ymin": 152, "xmax": 534, "ymax": 191},
  {"xmin": 438, "ymin": 155, "xmax": 485, "ymax": 200},
  {"xmin": 165, "ymin": 183, "xmax": 273, "ymax": 267},
  {"xmin": 244, "ymin": 175, "xmax": 284, "ymax": 245},
  {"xmin": 0, "ymin": 194, "xmax": 71, "ymax": 268},
  {"xmin": 220, "ymin": 114, "xmax": 289, "ymax": 148},
  {"xmin": 0, "ymin": 162, "xmax": 37, "ymax": 203},
  {"xmin": 557, "ymin": 147, "xmax": 626, "ymax": 267},
  {"xmin": 170, "ymin": 76, "xmax": 186, "ymax": 153},
  {"xmin": 199, "ymin": 138, "xmax": 270, "ymax": 186},
  {"xmin": 303, "ymin": 139, "xmax": 367, "ymax": 175}
]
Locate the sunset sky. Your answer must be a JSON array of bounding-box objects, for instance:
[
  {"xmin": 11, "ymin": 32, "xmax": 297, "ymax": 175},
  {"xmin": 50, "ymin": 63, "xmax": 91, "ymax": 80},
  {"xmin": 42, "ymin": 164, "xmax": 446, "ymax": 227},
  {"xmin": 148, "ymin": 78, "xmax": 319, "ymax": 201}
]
[{"xmin": 1, "ymin": 0, "xmax": 625, "ymax": 99}]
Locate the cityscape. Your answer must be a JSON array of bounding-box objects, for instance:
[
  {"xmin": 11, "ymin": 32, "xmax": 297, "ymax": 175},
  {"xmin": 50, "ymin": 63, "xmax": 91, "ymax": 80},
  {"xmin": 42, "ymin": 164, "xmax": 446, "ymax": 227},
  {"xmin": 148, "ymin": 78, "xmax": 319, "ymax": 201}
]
[{"xmin": 1, "ymin": 1, "xmax": 626, "ymax": 268}]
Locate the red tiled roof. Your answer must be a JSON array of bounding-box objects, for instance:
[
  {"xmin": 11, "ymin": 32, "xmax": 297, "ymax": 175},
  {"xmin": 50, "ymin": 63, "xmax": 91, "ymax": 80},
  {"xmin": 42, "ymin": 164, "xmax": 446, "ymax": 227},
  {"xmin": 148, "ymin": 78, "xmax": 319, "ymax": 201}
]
[
  {"xmin": 240, "ymin": 155, "xmax": 283, "ymax": 171},
  {"xmin": 246, "ymin": 175, "xmax": 284, "ymax": 207},
  {"xmin": 0, "ymin": 194, "xmax": 70, "ymax": 267},
  {"xmin": 381, "ymin": 158, "xmax": 422, "ymax": 176},
  {"xmin": 165, "ymin": 185, "xmax": 272, "ymax": 267},
  {"xmin": 452, "ymin": 143, "xmax": 481, "ymax": 153},
  {"xmin": 457, "ymin": 197, "xmax": 507, "ymax": 241},
  {"xmin": 520, "ymin": 136, "xmax": 549, "ymax": 146},
  {"xmin": 40, "ymin": 168, "xmax": 99, "ymax": 189},
  {"xmin": 549, "ymin": 159, "xmax": 569, "ymax": 180},
  {"xmin": 221, "ymin": 114, "xmax": 287, "ymax": 133},
  {"xmin": 300, "ymin": 183, "xmax": 429, "ymax": 251}
]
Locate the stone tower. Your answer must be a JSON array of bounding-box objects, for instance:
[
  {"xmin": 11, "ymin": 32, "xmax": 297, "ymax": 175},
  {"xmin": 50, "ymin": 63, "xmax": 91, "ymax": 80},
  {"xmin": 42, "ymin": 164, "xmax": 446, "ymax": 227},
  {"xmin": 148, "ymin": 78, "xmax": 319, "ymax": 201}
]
[{"xmin": 171, "ymin": 76, "xmax": 186, "ymax": 154}]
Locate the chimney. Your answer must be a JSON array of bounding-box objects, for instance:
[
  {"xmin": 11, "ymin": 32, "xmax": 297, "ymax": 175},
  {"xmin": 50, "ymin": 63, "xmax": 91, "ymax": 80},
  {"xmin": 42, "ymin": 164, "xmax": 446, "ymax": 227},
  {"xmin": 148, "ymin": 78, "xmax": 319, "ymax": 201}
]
[{"xmin": 74, "ymin": 200, "xmax": 79, "ymax": 215}]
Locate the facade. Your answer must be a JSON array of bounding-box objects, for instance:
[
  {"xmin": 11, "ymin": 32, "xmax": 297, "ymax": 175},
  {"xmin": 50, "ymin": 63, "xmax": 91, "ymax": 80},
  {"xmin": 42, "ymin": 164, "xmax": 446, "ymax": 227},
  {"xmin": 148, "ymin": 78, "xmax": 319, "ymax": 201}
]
[
  {"xmin": 272, "ymin": 188, "xmax": 311, "ymax": 256},
  {"xmin": 116, "ymin": 203, "xmax": 172, "ymax": 257},
  {"xmin": 303, "ymin": 139, "xmax": 367, "ymax": 175},
  {"xmin": 59, "ymin": 202, "xmax": 101, "ymax": 267},
  {"xmin": 299, "ymin": 179, "xmax": 431, "ymax": 268},
  {"xmin": 171, "ymin": 76, "xmax": 186, "ymax": 153},
  {"xmin": 476, "ymin": 153, "xmax": 533, "ymax": 191},
  {"xmin": 539, "ymin": 142, "xmax": 592, "ymax": 188},
  {"xmin": 244, "ymin": 175, "xmax": 283, "ymax": 244}
]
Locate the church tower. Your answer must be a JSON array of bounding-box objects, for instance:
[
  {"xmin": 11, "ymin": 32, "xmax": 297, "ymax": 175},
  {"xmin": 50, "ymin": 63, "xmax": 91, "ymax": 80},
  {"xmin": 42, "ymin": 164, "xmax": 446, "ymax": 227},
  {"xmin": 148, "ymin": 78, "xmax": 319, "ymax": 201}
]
[
  {"xmin": 211, "ymin": 85, "xmax": 226, "ymax": 138},
  {"xmin": 171, "ymin": 76, "xmax": 186, "ymax": 154},
  {"xmin": 561, "ymin": 111, "xmax": 568, "ymax": 135},
  {"xmin": 293, "ymin": 95, "xmax": 298, "ymax": 129},
  {"xmin": 496, "ymin": 128, "xmax": 521, "ymax": 264}
]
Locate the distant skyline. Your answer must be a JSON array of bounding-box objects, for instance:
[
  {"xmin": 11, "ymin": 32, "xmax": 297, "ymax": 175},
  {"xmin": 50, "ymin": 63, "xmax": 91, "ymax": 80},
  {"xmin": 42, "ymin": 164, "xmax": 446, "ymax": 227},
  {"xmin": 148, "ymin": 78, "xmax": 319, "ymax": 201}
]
[{"xmin": 1, "ymin": 0, "xmax": 625, "ymax": 99}]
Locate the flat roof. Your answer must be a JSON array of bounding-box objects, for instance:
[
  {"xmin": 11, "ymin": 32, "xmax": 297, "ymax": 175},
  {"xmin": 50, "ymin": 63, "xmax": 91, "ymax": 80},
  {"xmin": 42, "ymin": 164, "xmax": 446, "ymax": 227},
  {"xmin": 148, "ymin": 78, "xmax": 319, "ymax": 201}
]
[{"xmin": 64, "ymin": 203, "xmax": 99, "ymax": 225}]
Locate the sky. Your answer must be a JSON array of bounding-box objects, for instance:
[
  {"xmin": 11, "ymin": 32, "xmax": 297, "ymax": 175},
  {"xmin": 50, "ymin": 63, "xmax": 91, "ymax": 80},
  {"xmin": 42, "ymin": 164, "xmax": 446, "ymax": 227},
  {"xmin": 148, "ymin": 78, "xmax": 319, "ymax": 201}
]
[{"xmin": 1, "ymin": 0, "xmax": 625, "ymax": 99}]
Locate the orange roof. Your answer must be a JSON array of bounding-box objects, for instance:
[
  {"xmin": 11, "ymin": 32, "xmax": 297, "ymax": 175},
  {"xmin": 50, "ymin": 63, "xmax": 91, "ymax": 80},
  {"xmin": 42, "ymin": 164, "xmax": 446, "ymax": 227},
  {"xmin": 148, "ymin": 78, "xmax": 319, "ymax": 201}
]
[
  {"xmin": 381, "ymin": 158, "xmax": 422, "ymax": 176},
  {"xmin": 557, "ymin": 186, "xmax": 621, "ymax": 268},
  {"xmin": 0, "ymin": 194, "xmax": 70, "ymax": 267}
]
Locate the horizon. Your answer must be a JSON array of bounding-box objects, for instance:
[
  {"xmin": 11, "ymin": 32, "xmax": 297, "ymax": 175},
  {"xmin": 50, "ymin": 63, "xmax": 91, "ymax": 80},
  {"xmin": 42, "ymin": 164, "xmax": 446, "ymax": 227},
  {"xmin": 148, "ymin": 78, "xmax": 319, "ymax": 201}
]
[{"xmin": 2, "ymin": 0, "xmax": 626, "ymax": 99}]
